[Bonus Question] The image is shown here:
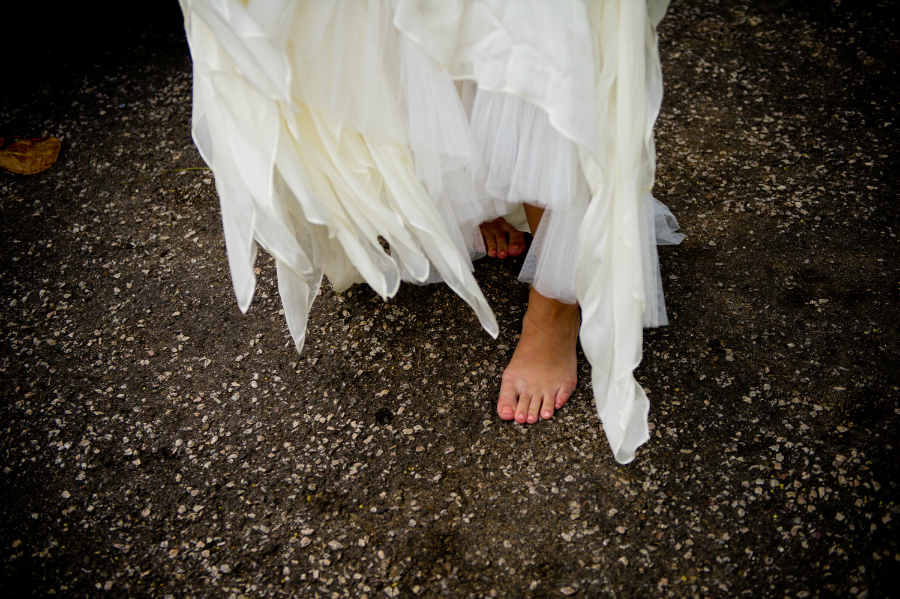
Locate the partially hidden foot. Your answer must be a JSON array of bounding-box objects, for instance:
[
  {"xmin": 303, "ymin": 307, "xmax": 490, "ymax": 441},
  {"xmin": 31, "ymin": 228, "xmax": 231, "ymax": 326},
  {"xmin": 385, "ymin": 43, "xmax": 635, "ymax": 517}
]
[
  {"xmin": 497, "ymin": 288, "xmax": 579, "ymax": 424},
  {"xmin": 479, "ymin": 217, "xmax": 526, "ymax": 259}
]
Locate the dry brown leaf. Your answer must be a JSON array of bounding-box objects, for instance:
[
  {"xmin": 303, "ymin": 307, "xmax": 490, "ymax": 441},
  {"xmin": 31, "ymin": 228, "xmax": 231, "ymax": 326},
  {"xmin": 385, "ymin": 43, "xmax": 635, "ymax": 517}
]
[{"xmin": 0, "ymin": 137, "xmax": 61, "ymax": 175}]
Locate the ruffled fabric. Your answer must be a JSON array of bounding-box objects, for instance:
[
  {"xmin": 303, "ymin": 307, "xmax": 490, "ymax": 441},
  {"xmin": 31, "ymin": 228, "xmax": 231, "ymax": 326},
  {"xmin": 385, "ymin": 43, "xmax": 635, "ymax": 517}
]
[
  {"xmin": 575, "ymin": 0, "xmax": 674, "ymax": 462},
  {"xmin": 179, "ymin": 0, "xmax": 680, "ymax": 464}
]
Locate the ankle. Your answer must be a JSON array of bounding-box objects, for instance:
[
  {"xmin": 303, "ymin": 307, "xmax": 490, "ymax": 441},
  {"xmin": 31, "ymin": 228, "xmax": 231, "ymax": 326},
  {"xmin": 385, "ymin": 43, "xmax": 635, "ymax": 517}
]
[
  {"xmin": 526, "ymin": 288, "xmax": 579, "ymax": 320},
  {"xmin": 522, "ymin": 290, "xmax": 580, "ymax": 340}
]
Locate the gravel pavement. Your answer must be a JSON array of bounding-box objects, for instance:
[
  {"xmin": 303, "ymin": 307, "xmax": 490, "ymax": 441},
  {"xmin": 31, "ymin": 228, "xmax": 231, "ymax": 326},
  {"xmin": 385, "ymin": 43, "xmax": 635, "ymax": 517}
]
[{"xmin": 1, "ymin": 1, "xmax": 898, "ymax": 597}]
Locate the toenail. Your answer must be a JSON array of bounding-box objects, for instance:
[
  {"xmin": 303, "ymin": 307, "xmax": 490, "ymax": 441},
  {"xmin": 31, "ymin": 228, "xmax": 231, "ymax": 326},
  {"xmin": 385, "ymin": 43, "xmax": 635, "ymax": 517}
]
[
  {"xmin": 542, "ymin": 410, "xmax": 552, "ymax": 419},
  {"xmin": 501, "ymin": 408, "xmax": 513, "ymax": 417}
]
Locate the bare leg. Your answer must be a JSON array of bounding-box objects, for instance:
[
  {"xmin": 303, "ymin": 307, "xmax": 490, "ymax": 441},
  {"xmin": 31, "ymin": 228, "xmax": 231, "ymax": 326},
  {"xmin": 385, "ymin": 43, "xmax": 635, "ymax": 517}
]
[
  {"xmin": 478, "ymin": 217, "xmax": 526, "ymax": 259},
  {"xmin": 497, "ymin": 205, "xmax": 580, "ymax": 423}
]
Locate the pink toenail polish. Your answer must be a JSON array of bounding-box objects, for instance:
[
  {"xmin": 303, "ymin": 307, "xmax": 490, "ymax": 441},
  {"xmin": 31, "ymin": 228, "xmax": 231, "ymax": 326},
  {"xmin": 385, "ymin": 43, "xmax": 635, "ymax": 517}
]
[
  {"xmin": 542, "ymin": 410, "xmax": 551, "ymax": 419},
  {"xmin": 502, "ymin": 408, "xmax": 513, "ymax": 417}
]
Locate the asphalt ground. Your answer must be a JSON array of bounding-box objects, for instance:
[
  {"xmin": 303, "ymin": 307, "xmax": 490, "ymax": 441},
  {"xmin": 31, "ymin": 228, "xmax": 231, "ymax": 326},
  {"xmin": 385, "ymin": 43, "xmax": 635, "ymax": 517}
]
[{"xmin": 1, "ymin": 1, "xmax": 898, "ymax": 597}]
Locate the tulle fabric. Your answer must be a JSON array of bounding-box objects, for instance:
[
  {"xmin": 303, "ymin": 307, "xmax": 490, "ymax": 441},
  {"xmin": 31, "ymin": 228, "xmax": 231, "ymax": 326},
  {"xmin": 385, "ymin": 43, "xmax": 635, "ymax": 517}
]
[
  {"xmin": 179, "ymin": 0, "xmax": 680, "ymax": 464},
  {"xmin": 471, "ymin": 89, "xmax": 586, "ymax": 211},
  {"xmin": 468, "ymin": 87, "xmax": 683, "ymax": 313}
]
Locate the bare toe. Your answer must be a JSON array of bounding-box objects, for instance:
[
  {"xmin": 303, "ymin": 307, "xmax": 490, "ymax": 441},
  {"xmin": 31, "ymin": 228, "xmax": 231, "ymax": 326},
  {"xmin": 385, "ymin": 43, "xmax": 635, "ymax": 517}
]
[
  {"xmin": 497, "ymin": 379, "xmax": 518, "ymax": 420},
  {"xmin": 541, "ymin": 392, "xmax": 556, "ymax": 420},
  {"xmin": 555, "ymin": 387, "xmax": 573, "ymax": 410},
  {"xmin": 527, "ymin": 393, "xmax": 545, "ymax": 424},
  {"xmin": 483, "ymin": 232, "xmax": 498, "ymax": 258},
  {"xmin": 515, "ymin": 392, "xmax": 531, "ymax": 424},
  {"xmin": 503, "ymin": 222, "xmax": 527, "ymax": 257},
  {"xmin": 495, "ymin": 230, "xmax": 509, "ymax": 258}
]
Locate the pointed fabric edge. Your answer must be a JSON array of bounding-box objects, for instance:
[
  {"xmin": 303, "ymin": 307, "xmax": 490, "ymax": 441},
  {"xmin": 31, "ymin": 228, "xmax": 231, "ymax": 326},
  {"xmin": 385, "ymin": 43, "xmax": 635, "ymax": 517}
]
[{"xmin": 180, "ymin": 0, "xmax": 502, "ymax": 356}]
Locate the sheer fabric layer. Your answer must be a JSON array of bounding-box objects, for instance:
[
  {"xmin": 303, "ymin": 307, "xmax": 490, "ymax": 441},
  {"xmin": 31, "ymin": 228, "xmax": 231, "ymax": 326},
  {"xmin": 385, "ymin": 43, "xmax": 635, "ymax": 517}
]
[
  {"xmin": 467, "ymin": 88, "xmax": 683, "ymax": 308},
  {"xmin": 179, "ymin": 0, "xmax": 679, "ymax": 464}
]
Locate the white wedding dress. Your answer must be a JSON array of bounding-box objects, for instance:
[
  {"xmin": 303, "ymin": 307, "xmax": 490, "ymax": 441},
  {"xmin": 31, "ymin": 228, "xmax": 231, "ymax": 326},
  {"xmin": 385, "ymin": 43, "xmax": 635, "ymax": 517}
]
[{"xmin": 179, "ymin": 0, "xmax": 683, "ymax": 464}]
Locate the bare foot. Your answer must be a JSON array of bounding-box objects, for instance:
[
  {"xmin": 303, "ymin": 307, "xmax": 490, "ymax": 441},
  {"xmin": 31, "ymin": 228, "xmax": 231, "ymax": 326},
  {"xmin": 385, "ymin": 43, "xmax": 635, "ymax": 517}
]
[
  {"xmin": 497, "ymin": 288, "xmax": 579, "ymax": 424},
  {"xmin": 478, "ymin": 217, "xmax": 526, "ymax": 259}
]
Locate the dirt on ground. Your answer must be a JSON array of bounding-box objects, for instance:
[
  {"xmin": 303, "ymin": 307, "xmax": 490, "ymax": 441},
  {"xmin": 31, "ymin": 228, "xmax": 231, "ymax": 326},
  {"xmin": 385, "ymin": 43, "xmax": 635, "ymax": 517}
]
[{"xmin": 1, "ymin": 1, "xmax": 898, "ymax": 597}]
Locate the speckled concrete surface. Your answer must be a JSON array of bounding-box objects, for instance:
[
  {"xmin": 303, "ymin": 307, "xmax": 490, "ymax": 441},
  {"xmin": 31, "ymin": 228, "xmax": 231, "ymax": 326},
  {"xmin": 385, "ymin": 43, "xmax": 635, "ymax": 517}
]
[{"xmin": 1, "ymin": 1, "xmax": 898, "ymax": 597}]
